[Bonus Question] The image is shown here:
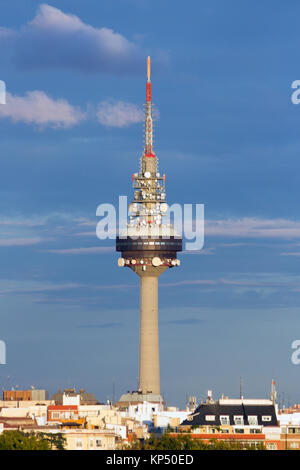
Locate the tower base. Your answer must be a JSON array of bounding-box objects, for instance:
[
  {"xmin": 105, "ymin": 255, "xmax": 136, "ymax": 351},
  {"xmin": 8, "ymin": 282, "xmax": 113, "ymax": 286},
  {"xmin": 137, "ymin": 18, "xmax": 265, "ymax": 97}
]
[{"xmin": 116, "ymin": 391, "xmax": 165, "ymax": 410}]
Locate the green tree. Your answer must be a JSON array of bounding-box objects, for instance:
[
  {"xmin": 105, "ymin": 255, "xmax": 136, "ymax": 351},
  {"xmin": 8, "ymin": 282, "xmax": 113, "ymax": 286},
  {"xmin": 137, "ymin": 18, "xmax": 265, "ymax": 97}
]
[
  {"xmin": 126, "ymin": 433, "xmax": 265, "ymax": 451},
  {"xmin": 36, "ymin": 432, "xmax": 67, "ymax": 450},
  {"xmin": 0, "ymin": 431, "xmax": 51, "ymax": 450}
]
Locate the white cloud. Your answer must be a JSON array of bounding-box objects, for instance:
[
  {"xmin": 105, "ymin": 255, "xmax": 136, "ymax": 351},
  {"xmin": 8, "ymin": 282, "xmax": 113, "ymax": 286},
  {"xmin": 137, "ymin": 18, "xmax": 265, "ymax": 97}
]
[
  {"xmin": 42, "ymin": 246, "xmax": 114, "ymax": 254},
  {"xmin": 182, "ymin": 247, "xmax": 215, "ymax": 255},
  {"xmin": 0, "ymin": 281, "xmax": 82, "ymax": 295},
  {"xmin": 205, "ymin": 218, "xmax": 300, "ymax": 239},
  {"xmin": 281, "ymin": 252, "xmax": 300, "ymax": 257},
  {"xmin": 161, "ymin": 272, "xmax": 300, "ymax": 291},
  {"xmin": 0, "ymin": 90, "xmax": 85, "ymax": 128},
  {"xmin": 0, "ymin": 218, "xmax": 45, "ymax": 227},
  {"xmin": 0, "ymin": 5, "xmax": 168, "ymax": 74},
  {"xmin": 12, "ymin": 4, "xmax": 145, "ymax": 74},
  {"xmin": 0, "ymin": 26, "xmax": 16, "ymax": 43},
  {"xmin": 0, "ymin": 237, "xmax": 44, "ymax": 247},
  {"xmin": 96, "ymin": 100, "xmax": 144, "ymax": 127},
  {"xmin": 0, "ymin": 91, "xmax": 146, "ymax": 129}
]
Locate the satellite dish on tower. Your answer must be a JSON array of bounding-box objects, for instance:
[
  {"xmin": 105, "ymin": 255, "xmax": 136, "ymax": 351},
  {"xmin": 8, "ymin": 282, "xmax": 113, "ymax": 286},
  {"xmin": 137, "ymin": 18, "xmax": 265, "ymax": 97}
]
[
  {"xmin": 160, "ymin": 203, "xmax": 168, "ymax": 213},
  {"xmin": 152, "ymin": 257, "xmax": 161, "ymax": 267}
]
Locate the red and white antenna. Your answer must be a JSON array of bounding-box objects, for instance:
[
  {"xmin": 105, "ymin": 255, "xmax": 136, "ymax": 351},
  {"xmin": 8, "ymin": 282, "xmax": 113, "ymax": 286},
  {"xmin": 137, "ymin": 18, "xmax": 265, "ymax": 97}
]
[{"xmin": 144, "ymin": 56, "xmax": 155, "ymax": 158}]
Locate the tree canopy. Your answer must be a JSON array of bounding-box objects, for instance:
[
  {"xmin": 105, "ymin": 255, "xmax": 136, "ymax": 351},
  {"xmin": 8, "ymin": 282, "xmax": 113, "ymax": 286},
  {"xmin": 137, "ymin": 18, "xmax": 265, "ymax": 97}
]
[
  {"xmin": 0, "ymin": 430, "xmax": 66, "ymax": 450},
  {"xmin": 127, "ymin": 433, "xmax": 265, "ymax": 450}
]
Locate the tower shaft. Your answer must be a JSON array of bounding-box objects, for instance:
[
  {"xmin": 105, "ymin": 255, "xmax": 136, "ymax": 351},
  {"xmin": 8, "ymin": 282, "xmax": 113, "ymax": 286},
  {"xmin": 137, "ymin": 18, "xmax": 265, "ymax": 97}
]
[
  {"xmin": 139, "ymin": 273, "xmax": 159, "ymax": 394},
  {"xmin": 130, "ymin": 264, "xmax": 167, "ymax": 395}
]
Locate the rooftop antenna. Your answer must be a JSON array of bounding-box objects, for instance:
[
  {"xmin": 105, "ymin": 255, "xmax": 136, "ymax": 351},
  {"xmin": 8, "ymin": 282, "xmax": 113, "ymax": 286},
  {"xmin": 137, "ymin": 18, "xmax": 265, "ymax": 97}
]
[
  {"xmin": 271, "ymin": 379, "xmax": 277, "ymax": 405},
  {"xmin": 240, "ymin": 377, "xmax": 243, "ymax": 399}
]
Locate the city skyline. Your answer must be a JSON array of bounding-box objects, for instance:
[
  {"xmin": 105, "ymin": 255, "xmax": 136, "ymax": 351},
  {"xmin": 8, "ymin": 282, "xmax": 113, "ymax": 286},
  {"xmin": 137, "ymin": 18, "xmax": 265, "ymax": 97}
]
[{"xmin": 0, "ymin": 1, "xmax": 300, "ymax": 408}]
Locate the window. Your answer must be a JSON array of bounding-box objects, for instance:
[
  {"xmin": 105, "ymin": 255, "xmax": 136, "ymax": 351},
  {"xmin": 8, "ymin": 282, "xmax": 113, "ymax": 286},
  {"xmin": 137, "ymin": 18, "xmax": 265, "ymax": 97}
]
[
  {"xmin": 220, "ymin": 415, "xmax": 230, "ymax": 425},
  {"xmin": 76, "ymin": 440, "xmax": 83, "ymax": 449},
  {"xmin": 288, "ymin": 427, "xmax": 300, "ymax": 434},
  {"xmin": 96, "ymin": 440, "xmax": 102, "ymax": 448},
  {"xmin": 248, "ymin": 416, "xmax": 258, "ymax": 426},
  {"xmin": 290, "ymin": 442, "xmax": 299, "ymax": 449},
  {"xmin": 262, "ymin": 416, "xmax": 272, "ymax": 422},
  {"xmin": 234, "ymin": 416, "xmax": 244, "ymax": 426},
  {"xmin": 250, "ymin": 428, "xmax": 261, "ymax": 434},
  {"xmin": 52, "ymin": 412, "xmax": 60, "ymax": 419},
  {"xmin": 205, "ymin": 415, "xmax": 215, "ymax": 421},
  {"xmin": 235, "ymin": 429, "xmax": 244, "ymax": 434},
  {"xmin": 266, "ymin": 443, "xmax": 277, "ymax": 450}
]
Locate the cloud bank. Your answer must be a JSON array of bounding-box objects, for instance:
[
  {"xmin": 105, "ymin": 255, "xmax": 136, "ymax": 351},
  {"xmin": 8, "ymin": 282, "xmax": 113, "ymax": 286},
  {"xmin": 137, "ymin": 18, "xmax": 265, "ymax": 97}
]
[
  {"xmin": 3, "ymin": 4, "xmax": 146, "ymax": 74},
  {"xmin": 0, "ymin": 91, "xmax": 145, "ymax": 129},
  {"xmin": 205, "ymin": 218, "xmax": 300, "ymax": 239},
  {"xmin": 0, "ymin": 237, "xmax": 44, "ymax": 247}
]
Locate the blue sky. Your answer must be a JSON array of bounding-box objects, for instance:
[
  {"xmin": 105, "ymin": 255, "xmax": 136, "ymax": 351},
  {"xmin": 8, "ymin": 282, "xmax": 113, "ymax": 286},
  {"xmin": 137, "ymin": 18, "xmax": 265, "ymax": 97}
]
[{"xmin": 1, "ymin": 0, "xmax": 300, "ymax": 407}]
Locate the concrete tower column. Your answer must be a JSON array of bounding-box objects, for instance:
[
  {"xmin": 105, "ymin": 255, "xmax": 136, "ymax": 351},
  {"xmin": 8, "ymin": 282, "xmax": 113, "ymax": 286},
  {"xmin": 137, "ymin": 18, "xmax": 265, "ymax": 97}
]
[
  {"xmin": 130, "ymin": 264, "xmax": 167, "ymax": 396},
  {"xmin": 139, "ymin": 273, "xmax": 160, "ymax": 394}
]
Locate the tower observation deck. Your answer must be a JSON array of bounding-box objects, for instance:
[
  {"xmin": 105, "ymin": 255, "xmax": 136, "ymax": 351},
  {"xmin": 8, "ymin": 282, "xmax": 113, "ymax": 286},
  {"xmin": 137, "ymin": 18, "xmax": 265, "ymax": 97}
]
[{"xmin": 116, "ymin": 57, "xmax": 182, "ymax": 402}]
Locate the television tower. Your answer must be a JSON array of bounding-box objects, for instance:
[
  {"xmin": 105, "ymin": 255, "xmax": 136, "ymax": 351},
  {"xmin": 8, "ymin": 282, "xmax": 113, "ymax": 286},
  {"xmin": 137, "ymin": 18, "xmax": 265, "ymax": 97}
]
[{"xmin": 116, "ymin": 57, "xmax": 182, "ymax": 402}]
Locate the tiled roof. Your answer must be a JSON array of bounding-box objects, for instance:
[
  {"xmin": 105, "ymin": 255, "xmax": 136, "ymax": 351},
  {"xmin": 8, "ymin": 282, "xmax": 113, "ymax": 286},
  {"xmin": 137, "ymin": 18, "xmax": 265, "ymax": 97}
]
[{"xmin": 181, "ymin": 401, "xmax": 278, "ymax": 427}]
